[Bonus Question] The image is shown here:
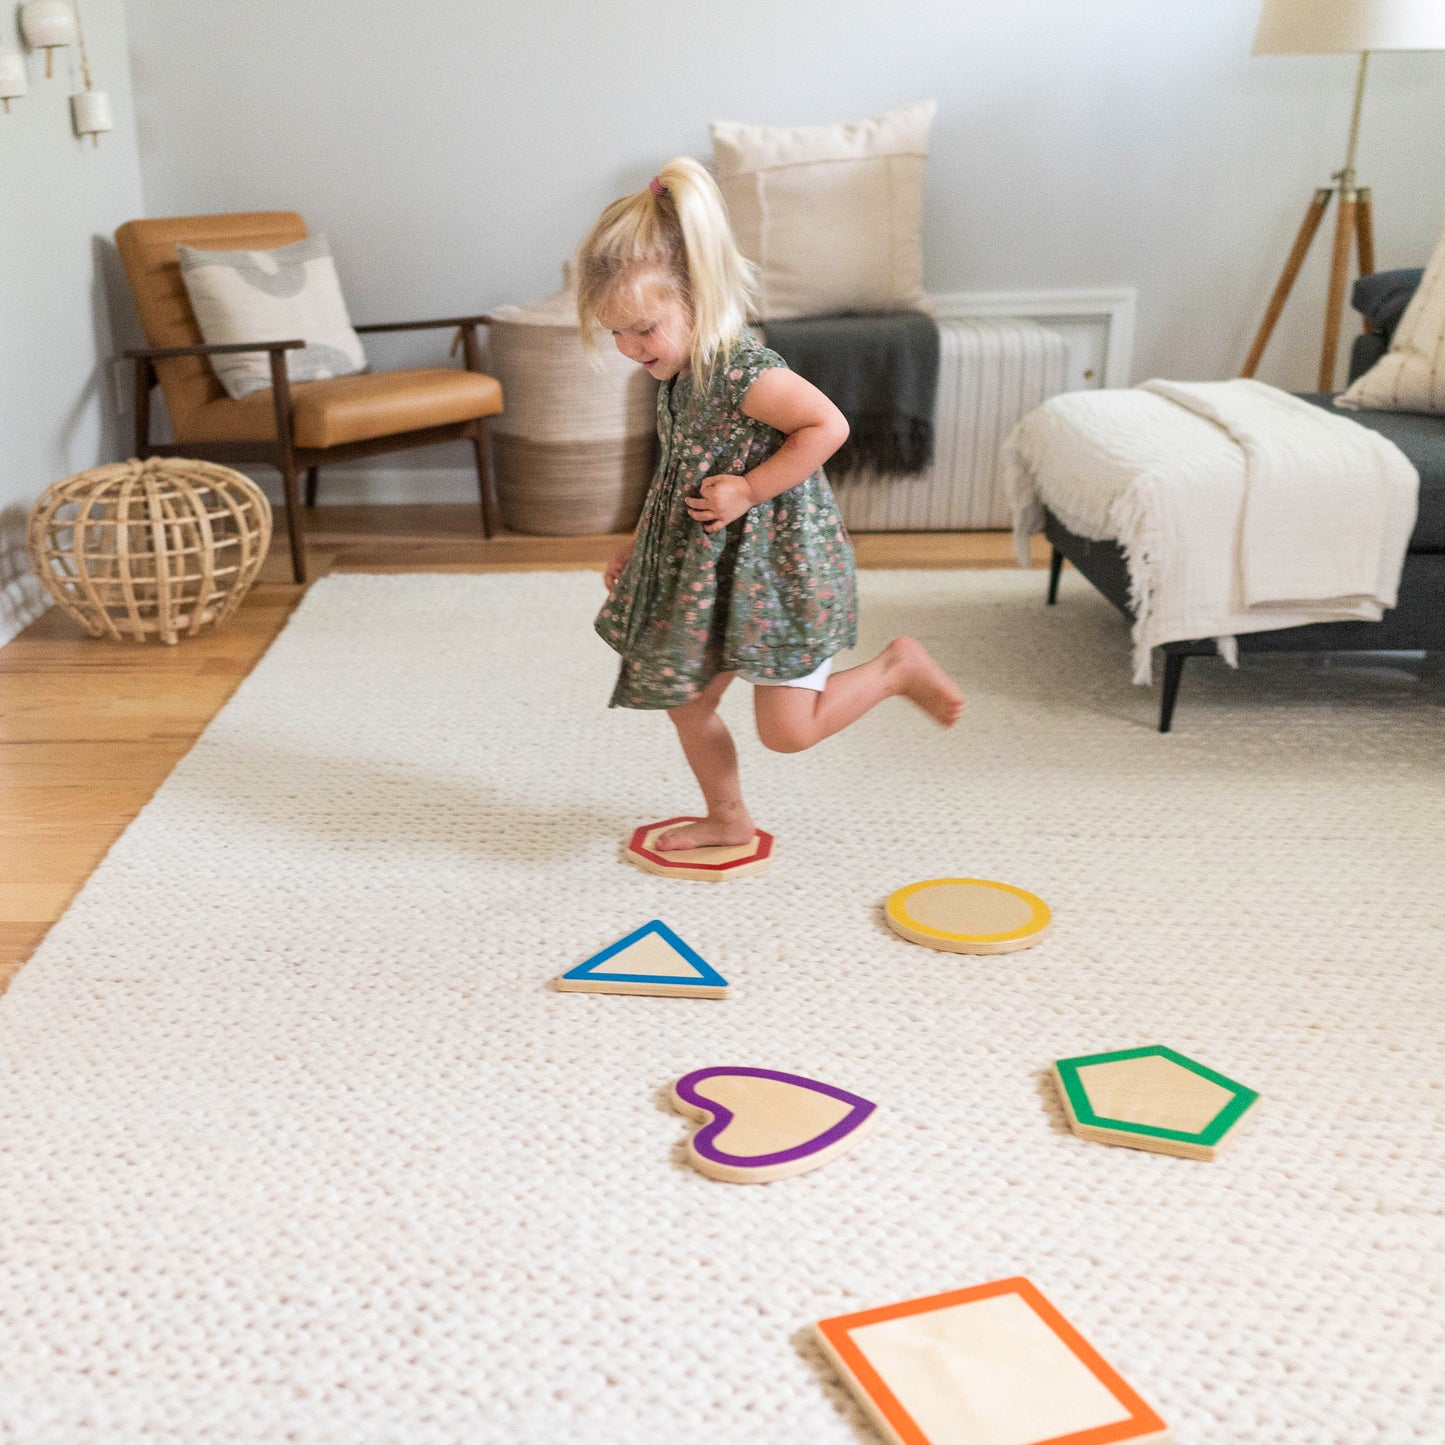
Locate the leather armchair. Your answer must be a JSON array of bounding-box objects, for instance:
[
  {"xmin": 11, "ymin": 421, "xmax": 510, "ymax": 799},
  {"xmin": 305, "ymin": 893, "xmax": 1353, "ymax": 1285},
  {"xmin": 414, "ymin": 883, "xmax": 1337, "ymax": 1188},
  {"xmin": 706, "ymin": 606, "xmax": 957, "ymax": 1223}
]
[{"xmin": 115, "ymin": 212, "xmax": 505, "ymax": 583}]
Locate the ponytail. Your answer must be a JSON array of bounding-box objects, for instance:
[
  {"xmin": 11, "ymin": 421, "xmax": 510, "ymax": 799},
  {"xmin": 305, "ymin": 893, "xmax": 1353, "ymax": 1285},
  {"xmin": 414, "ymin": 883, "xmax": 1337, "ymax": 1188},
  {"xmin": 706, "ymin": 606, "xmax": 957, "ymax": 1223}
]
[{"xmin": 576, "ymin": 155, "xmax": 757, "ymax": 382}]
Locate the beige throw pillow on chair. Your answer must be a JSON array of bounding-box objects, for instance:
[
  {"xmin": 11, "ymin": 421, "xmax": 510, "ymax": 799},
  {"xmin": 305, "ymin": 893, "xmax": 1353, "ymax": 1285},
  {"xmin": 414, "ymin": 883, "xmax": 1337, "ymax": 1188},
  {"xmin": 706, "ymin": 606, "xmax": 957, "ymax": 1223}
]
[
  {"xmin": 711, "ymin": 100, "xmax": 936, "ymax": 322},
  {"xmin": 177, "ymin": 233, "xmax": 368, "ymax": 400},
  {"xmin": 1338, "ymin": 217, "xmax": 1445, "ymax": 414}
]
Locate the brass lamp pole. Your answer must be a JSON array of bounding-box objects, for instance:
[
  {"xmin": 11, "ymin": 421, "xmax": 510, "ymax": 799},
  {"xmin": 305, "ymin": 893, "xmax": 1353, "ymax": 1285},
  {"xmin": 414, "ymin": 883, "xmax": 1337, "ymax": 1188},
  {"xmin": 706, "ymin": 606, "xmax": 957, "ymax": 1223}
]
[{"xmin": 1242, "ymin": 0, "xmax": 1445, "ymax": 392}]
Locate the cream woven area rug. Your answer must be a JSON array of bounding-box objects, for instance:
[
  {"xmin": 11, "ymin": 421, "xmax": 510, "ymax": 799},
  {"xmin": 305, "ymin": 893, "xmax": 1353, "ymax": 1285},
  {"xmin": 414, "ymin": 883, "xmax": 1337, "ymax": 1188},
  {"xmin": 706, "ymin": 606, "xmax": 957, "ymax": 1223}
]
[{"xmin": 2, "ymin": 570, "xmax": 1442, "ymax": 1445}]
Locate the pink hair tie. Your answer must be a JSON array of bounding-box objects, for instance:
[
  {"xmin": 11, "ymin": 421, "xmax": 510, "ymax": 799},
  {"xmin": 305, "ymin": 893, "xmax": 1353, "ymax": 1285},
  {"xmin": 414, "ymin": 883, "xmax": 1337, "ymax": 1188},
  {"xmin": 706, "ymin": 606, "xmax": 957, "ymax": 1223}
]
[{"xmin": 649, "ymin": 176, "xmax": 667, "ymax": 197}]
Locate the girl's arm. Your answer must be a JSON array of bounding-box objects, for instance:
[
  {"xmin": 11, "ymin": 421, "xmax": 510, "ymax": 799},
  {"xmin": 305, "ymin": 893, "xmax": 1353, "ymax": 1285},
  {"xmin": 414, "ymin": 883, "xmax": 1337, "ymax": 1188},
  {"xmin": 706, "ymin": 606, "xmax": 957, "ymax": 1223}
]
[{"xmin": 685, "ymin": 369, "xmax": 848, "ymax": 534}]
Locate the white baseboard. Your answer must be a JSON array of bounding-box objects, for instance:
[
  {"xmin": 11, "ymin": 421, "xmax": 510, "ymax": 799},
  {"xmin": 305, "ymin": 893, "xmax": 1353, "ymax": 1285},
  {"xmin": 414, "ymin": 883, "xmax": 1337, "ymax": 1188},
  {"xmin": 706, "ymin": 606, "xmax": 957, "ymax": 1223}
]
[{"xmin": 241, "ymin": 466, "xmax": 482, "ymax": 508}]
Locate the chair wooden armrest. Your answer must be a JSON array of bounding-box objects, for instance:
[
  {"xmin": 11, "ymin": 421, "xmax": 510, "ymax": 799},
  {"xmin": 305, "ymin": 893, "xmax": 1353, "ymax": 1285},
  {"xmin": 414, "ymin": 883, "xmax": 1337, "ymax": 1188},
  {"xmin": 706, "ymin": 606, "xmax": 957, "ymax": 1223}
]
[
  {"xmin": 123, "ymin": 339, "xmax": 305, "ymax": 360},
  {"xmin": 353, "ymin": 315, "xmax": 493, "ymax": 334},
  {"xmin": 128, "ymin": 341, "xmax": 302, "ymax": 476},
  {"xmin": 354, "ymin": 316, "xmax": 494, "ymax": 373}
]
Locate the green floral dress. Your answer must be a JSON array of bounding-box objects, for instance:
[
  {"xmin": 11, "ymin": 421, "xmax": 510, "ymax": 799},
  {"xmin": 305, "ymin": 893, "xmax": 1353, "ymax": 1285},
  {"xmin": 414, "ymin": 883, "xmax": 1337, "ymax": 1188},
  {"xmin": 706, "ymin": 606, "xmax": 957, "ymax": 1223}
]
[{"xmin": 595, "ymin": 336, "xmax": 857, "ymax": 710}]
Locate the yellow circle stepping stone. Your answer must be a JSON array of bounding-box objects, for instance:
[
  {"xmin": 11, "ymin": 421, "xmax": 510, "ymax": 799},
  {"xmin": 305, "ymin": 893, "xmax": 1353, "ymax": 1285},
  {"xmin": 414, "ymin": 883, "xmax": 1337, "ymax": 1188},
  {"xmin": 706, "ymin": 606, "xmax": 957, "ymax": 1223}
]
[{"xmin": 885, "ymin": 877, "xmax": 1051, "ymax": 955}]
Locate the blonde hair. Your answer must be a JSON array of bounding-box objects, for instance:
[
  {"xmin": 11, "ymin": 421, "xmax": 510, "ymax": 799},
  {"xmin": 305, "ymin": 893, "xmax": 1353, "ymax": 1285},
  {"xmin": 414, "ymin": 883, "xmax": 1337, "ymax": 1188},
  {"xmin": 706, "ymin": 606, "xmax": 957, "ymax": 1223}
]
[{"xmin": 575, "ymin": 156, "xmax": 757, "ymax": 383}]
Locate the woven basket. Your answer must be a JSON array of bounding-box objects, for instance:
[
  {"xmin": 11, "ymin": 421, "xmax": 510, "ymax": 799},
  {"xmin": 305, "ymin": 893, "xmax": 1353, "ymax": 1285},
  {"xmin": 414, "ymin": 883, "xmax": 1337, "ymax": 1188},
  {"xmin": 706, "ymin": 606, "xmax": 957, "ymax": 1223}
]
[
  {"xmin": 27, "ymin": 457, "xmax": 272, "ymax": 644},
  {"xmin": 488, "ymin": 268, "xmax": 657, "ymax": 535}
]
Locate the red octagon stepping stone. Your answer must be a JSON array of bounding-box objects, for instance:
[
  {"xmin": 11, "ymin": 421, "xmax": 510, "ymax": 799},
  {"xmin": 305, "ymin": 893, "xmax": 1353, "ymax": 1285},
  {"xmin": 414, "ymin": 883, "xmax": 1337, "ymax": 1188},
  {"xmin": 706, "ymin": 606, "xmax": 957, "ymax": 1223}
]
[{"xmin": 623, "ymin": 817, "xmax": 774, "ymax": 881}]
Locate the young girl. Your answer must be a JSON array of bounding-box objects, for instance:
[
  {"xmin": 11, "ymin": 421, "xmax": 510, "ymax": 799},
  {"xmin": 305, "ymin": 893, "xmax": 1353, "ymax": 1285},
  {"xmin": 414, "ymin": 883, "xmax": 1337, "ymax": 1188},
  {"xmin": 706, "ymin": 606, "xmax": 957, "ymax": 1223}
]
[{"xmin": 578, "ymin": 156, "xmax": 963, "ymax": 854}]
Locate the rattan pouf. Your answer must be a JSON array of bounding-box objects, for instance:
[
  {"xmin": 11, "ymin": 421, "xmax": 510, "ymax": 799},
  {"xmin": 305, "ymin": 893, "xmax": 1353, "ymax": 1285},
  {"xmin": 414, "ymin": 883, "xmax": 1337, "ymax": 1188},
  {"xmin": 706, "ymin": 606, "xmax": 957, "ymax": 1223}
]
[{"xmin": 26, "ymin": 457, "xmax": 272, "ymax": 644}]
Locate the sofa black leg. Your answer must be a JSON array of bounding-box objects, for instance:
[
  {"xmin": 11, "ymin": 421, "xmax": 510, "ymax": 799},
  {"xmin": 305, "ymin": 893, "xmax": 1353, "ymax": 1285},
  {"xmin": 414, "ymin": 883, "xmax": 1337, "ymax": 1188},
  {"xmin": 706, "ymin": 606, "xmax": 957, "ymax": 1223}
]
[
  {"xmin": 1047, "ymin": 546, "xmax": 1064, "ymax": 605},
  {"xmin": 1159, "ymin": 652, "xmax": 1187, "ymax": 733}
]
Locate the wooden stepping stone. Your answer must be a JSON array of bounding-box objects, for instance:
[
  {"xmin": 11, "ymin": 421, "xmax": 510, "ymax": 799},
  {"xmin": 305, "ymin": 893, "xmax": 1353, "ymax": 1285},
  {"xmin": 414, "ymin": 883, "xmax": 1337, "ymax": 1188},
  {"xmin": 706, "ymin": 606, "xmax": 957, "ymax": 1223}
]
[
  {"xmin": 885, "ymin": 877, "xmax": 1051, "ymax": 954},
  {"xmin": 1053, "ymin": 1045, "xmax": 1259, "ymax": 1161},
  {"xmin": 669, "ymin": 1066, "xmax": 877, "ymax": 1183},
  {"xmin": 816, "ymin": 1277, "xmax": 1170, "ymax": 1445},
  {"xmin": 553, "ymin": 920, "xmax": 728, "ymax": 998},
  {"xmin": 623, "ymin": 817, "xmax": 774, "ymax": 881}
]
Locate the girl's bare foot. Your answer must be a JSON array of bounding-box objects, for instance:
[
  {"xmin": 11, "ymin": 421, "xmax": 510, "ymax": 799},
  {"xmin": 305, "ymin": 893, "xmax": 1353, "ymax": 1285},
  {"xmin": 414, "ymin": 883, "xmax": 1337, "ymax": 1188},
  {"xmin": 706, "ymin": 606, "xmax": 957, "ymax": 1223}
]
[
  {"xmin": 884, "ymin": 637, "xmax": 964, "ymax": 727},
  {"xmin": 656, "ymin": 814, "xmax": 757, "ymax": 851}
]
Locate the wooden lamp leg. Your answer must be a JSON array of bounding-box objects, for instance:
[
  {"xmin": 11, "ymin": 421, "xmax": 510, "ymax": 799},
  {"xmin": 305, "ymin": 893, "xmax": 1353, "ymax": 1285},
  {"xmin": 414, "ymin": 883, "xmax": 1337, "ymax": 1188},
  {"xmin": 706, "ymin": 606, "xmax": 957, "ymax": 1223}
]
[
  {"xmin": 1242, "ymin": 188, "xmax": 1332, "ymax": 378},
  {"xmin": 1319, "ymin": 188, "xmax": 1358, "ymax": 392},
  {"xmin": 1355, "ymin": 187, "xmax": 1375, "ymax": 277}
]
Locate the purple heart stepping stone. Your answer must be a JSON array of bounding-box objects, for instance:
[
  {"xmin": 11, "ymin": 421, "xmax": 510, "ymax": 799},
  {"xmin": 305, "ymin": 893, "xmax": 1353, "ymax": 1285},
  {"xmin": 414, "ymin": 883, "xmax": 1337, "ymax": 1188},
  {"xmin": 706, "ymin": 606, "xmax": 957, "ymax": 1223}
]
[{"xmin": 670, "ymin": 1066, "xmax": 879, "ymax": 1184}]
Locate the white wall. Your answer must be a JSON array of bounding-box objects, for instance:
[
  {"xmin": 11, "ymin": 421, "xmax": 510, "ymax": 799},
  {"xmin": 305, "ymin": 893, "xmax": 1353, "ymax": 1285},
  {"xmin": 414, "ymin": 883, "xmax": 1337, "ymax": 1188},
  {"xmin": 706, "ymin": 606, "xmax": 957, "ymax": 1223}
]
[
  {"xmin": 124, "ymin": 0, "xmax": 1445, "ymax": 384},
  {"xmin": 7, "ymin": 2, "xmax": 1445, "ymax": 532},
  {"xmin": 0, "ymin": 0, "xmax": 145, "ymax": 643}
]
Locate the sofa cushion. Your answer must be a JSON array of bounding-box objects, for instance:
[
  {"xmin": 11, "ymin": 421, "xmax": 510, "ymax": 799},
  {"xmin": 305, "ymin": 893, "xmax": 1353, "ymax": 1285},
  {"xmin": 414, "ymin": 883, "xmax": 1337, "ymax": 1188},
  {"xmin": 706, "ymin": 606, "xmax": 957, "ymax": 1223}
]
[
  {"xmin": 1349, "ymin": 332, "xmax": 1388, "ymax": 384},
  {"xmin": 1351, "ymin": 268, "xmax": 1425, "ymax": 345},
  {"xmin": 1301, "ymin": 393, "xmax": 1445, "ymax": 551}
]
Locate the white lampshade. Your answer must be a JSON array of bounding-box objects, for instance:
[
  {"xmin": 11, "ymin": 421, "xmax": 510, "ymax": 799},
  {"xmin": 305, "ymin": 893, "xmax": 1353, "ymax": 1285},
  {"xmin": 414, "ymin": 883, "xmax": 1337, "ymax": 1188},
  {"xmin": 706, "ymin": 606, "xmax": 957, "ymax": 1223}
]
[
  {"xmin": 71, "ymin": 87, "xmax": 112, "ymax": 137},
  {"xmin": 19, "ymin": 0, "xmax": 76, "ymax": 51},
  {"xmin": 0, "ymin": 48, "xmax": 27, "ymax": 105},
  {"xmin": 1255, "ymin": 0, "xmax": 1445, "ymax": 53}
]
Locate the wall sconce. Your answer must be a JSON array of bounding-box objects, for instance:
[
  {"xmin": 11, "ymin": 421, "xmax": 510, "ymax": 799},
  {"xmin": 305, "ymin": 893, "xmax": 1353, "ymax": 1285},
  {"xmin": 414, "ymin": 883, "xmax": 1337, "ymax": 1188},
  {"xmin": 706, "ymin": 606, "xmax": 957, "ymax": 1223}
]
[
  {"xmin": 71, "ymin": 86, "xmax": 111, "ymax": 144},
  {"xmin": 0, "ymin": 47, "xmax": 26, "ymax": 112},
  {"xmin": 20, "ymin": 0, "xmax": 76, "ymax": 79},
  {"xmin": 66, "ymin": 2, "xmax": 110, "ymax": 147}
]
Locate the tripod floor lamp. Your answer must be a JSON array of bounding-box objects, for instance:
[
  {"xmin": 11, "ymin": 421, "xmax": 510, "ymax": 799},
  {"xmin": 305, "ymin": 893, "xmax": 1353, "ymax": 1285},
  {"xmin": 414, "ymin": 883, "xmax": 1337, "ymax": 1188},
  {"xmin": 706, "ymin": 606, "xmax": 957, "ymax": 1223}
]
[{"xmin": 1242, "ymin": 0, "xmax": 1445, "ymax": 391}]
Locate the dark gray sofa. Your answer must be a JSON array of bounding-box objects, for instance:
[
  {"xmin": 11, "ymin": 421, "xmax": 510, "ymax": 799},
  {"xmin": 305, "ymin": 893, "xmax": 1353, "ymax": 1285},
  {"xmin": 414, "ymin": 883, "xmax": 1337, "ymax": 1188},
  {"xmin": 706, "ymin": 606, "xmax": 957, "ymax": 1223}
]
[{"xmin": 1043, "ymin": 268, "xmax": 1445, "ymax": 730}]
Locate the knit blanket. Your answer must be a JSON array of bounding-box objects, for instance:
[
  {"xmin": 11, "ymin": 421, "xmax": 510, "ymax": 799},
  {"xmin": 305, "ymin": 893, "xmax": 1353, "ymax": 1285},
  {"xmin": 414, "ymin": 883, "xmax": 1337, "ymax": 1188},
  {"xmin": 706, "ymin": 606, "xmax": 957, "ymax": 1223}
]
[
  {"xmin": 761, "ymin": 310, "xmax": 940, "ymax": 477},
  {"xmin": 1004, "ymin": 378, "xmax": 1419, "ymax": 682}
]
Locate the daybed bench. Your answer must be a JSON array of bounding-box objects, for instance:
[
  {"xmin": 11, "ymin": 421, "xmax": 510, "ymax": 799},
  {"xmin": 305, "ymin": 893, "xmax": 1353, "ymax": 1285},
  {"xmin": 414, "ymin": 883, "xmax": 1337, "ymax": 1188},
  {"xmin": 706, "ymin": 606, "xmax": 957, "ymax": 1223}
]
[{"xmin": 1033, "ymin": 271, "xmax": 1444, "ymax": 730}]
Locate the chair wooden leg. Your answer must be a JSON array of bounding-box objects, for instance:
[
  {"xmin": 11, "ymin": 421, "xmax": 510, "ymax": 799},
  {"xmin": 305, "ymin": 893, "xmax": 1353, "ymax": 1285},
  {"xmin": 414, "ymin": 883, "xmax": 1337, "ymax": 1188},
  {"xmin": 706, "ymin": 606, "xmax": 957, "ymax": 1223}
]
[
  {"xmin": 472, "ymin": 420, "xmax": 501, "ymax": 538},
  {"xmin": 278, "ymin": 452, "xmax": 307, "ymax": 584},
  {"xmin": 305, "ymin": 466, "xmax": 320, "ymax": 509},
  {"xmin": 265, "ymin": 349, "xmax": 307, "ymax": 583},
  {"xmin": 132, "ymin": 357, "xmax": 154, "ymax": 458},
  {"xmin": 1047, "ymin": 546, "xmax": 1064, "ymax": 605}
]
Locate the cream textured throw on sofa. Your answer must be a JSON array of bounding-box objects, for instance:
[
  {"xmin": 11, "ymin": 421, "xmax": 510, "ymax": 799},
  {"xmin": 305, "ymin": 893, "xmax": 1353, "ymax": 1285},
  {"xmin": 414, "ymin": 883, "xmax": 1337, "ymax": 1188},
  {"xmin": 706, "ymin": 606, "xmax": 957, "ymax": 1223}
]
[{"xmin": 1005, "ymin": 379, "xmax": 1419, "ymax": 682}]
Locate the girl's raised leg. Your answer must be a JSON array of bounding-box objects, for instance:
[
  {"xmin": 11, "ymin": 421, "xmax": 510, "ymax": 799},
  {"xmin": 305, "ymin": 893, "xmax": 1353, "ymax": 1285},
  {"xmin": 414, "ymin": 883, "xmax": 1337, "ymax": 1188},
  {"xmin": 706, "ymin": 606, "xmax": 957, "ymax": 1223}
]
[
  {"xmin": 754, "ymin": 637, "xmax": 962, "ymax": 754},
  {"xmin": 657, "ymin": 672, "xmax": 759, "ymax": 851}
]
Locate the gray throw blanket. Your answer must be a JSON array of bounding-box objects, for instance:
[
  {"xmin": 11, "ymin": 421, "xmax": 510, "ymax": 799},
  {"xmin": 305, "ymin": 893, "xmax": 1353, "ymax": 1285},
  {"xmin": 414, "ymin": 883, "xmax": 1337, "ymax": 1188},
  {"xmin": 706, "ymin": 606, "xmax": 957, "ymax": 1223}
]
[{"xmin": 762, "ymin": 310, "xmax": 940, "ymax": 478}]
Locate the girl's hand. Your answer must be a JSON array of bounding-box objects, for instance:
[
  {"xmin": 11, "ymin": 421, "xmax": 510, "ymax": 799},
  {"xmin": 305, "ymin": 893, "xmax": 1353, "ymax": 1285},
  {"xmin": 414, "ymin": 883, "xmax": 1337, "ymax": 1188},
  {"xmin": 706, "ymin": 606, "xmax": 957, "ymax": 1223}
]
[
  {"xmin": 686, "ymin": 474, "xmax": 754, "ymax": 534},
  {"xmin": 604, "ymin": 543, "xmax": 634, "ymax": 590}
]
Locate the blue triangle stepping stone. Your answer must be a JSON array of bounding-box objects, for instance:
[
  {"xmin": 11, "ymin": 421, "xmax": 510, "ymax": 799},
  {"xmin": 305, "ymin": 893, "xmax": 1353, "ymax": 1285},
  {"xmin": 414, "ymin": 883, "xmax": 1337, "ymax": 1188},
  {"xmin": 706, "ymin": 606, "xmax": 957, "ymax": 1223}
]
[{"xmin": 553, "ymin": 920, "xmax": 729, "ymax": 998}]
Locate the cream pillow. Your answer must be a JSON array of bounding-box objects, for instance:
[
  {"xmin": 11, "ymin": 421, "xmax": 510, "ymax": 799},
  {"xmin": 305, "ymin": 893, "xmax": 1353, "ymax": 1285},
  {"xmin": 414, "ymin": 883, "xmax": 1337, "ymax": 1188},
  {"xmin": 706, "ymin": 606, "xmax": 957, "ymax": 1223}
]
[
  {"xmin": 711, "ymin": 100, "xmax": 936, "ymax": 321},
  {"xmin": 177, "ymin": 233, "xmax": 368, "ymax": 400},
  {"xmin": 1337, "ymin": 218, "xmax": 1445, "ymax": 413}
]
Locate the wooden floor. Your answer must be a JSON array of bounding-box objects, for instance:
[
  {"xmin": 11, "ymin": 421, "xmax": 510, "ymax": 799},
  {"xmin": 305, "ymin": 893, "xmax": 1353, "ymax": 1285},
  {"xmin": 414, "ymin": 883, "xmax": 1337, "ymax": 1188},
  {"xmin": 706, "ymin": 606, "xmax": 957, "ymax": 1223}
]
[{"xmin": 0, "ymin": 505, "xmax": 1045, "ymax": 989}]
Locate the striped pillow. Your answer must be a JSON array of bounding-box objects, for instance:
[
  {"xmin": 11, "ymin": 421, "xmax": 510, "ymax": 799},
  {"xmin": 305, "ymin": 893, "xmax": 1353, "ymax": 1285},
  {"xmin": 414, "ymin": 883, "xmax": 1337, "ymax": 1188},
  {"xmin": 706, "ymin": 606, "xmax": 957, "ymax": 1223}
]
[{"xmin": 1338, "ymin": 218, "xmax": 1445, "ymax": 414}]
